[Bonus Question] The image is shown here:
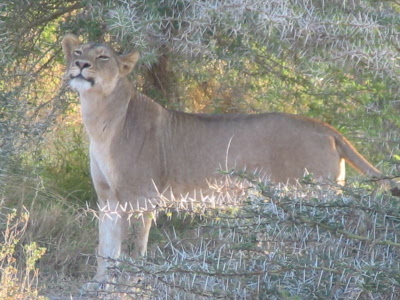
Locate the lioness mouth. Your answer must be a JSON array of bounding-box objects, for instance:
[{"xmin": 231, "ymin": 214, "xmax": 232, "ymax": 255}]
[{"xmin": 71, "ymin": 74, "xmax": 95, "ymax": 86}]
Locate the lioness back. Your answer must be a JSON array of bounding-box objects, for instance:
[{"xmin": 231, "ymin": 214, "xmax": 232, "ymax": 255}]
[{"xmin": 155, "ymin": 111, "xmax": 355, "ymax": 189}]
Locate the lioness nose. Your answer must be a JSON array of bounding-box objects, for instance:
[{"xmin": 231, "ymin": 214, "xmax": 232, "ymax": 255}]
[{"xmin": 75, "ymin": 60, "xmax": 91, "ymax": 70}]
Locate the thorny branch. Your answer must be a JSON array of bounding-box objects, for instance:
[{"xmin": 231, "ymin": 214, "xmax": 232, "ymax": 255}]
[{"xmin": 84, "ymin": 174, "xmax": 400, "ymax": 299}]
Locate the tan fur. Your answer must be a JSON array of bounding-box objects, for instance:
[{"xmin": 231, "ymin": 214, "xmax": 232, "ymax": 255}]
[{"xmin": 61, "ymin": 34, "xmax": 385, "ymax": 285}]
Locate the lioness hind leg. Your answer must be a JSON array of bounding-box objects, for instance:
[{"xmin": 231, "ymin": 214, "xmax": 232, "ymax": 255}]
[{"xmin": 337, "ymin": 158, "xmax": 346, "ymax": 186}]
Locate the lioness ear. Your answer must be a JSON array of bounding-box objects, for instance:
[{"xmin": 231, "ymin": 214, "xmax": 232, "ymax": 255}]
[
  {"xmin": 61, "ymin": 34, "xmax": 81, "ymax": 63},
  {"xmin": 119, "ymin": 51, "xmax": 140, "ymax": 76}
]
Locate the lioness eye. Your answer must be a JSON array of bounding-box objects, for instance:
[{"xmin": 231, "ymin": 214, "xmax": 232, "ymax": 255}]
[
  {"xmin": 98, "ymin": 55, "xmax": 109, "ymax": 61},
  {"xmin": 74, "ymin": 50, "xmax": 82, "ymax": 56}
]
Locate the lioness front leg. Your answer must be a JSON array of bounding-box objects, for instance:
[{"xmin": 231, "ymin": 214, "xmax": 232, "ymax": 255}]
[
  {"xmin": 83, "ymin": 203, "xmax": 125, "ymax": 292},
  {"xmin": 94, "ymin": 207, "xmax": 125, "ymax": 283},
  {"xmin": 95, "ymin": 198, "xmax": 154, "ymax": 281},
  {"xmin": 129, "ymin": 212, "xmax": 154, "ymax": 257}
]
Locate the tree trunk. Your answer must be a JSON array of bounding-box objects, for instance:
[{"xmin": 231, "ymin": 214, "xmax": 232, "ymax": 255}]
[{"xmin": 143, "ymin": 47, "xmax": 181, "ymax": 110}]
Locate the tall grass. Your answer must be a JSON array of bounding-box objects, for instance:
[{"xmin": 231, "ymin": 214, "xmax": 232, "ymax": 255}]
[
  {"xmin": 0, "ymin": 171, "xmax": 98, "ymax": 282},
  {"xmin": 0, "ymin": 121, "xmax": 99, "ymax": 296}
]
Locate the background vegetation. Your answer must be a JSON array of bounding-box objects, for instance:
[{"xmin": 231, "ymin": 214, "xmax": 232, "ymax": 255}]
[{"xmin": 0, "ymin": 0, "xmax": 399, "ymax": 298}]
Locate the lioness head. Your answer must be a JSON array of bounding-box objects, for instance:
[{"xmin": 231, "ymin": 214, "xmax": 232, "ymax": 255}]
[{"xmin": 61, "ymin": 34, "xmax": 139, "ymax": 95}]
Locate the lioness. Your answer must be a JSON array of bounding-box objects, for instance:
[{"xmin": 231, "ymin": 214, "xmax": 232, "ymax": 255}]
[{"xmin": 61, "ymin": 34, "xmax": 391, "ymax": 285}]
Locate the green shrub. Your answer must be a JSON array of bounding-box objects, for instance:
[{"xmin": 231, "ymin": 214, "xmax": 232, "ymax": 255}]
[{"xmin": 35, "ymin": 124, "xmax": 95, "ymax": 205}]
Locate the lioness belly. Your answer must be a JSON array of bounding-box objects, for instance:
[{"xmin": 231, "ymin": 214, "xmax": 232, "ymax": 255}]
[{"xmin": 162, "ymin": 127, "xmax": 342, "ymax": 195}]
